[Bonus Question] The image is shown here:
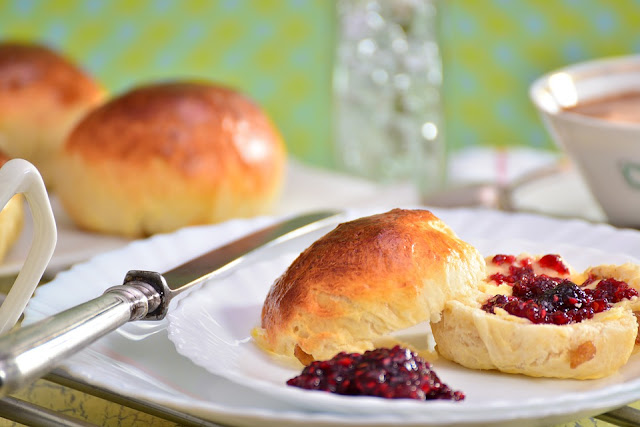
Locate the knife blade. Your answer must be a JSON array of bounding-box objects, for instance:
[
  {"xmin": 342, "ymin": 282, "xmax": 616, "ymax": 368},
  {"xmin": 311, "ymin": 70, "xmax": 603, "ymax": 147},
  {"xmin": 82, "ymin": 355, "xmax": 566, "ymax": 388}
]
[{"xmin": 0, "ymin": 210, "xmax": 342, "ymax": 397}]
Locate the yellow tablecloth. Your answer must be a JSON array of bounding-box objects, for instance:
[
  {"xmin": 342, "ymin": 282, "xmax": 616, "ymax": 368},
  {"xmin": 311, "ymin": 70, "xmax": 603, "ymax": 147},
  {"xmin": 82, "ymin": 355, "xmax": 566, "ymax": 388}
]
[{"xmin": 8, "ymin": 380, "xmax": 177, "ymax": 426}]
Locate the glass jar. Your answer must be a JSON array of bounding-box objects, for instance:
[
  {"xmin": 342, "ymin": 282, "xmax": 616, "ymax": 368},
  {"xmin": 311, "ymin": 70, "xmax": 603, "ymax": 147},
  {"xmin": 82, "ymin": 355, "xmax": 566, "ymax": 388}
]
[{"xmin": 333, "ymin": 0, "xmax": 445, "ymax": 197}]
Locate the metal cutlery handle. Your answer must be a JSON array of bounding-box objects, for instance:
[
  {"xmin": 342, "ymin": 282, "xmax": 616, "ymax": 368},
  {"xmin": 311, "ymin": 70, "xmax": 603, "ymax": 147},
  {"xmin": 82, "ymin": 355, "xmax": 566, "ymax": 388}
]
[
  {"xmin": 0, "ymin": 210, "xmax": 342, "ymax": 397},
  {"xmin": 0, "ymin": 281, "xmax": 160, "ymax": 397}
]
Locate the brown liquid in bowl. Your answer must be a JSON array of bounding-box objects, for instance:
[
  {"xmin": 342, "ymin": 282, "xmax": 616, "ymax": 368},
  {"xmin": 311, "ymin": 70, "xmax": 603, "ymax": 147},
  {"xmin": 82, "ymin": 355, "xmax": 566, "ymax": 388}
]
[{"xmin": 565, "ymin": 91, "xmax": 640, "ymax": 123}]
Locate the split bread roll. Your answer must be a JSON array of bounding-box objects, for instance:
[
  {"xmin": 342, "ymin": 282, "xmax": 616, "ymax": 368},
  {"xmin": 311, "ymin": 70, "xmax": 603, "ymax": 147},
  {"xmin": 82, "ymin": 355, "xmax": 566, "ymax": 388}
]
[
  {"xmin": 54, "ymin": 81, "xmax": 286, "ymax": 237},
  {"xmin": 0, "ymin": 153, "xmax": 24, "ymax": 262},
  {"xmin": 0, "ymin": 42, "xmax": 104, "ymax": 186},
  {"xmin": 432, "ymin": 254, "xmax": 640, "ymax": 379},
  {"xmin": 253, "ymin": 209, "xmax": 486, "ymax": 365}
]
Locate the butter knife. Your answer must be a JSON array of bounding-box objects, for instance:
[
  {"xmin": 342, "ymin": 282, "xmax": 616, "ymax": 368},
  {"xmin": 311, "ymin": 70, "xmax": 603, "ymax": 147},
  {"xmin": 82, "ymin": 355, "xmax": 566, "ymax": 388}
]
[{"xmin": 0, "ymin": 210, "xmax": 341, "ymax": 396}]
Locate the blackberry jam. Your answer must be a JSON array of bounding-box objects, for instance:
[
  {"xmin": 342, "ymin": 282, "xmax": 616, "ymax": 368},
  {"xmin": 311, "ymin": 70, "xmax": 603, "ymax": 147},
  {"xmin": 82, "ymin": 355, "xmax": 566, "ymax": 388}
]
[
  {"xmin": 286, "ymin": 346, "xmax": 464, "ymax": 401},
  {"xmin": 482, "ymin": 254, "xmax": 638, "ymax": 325}
]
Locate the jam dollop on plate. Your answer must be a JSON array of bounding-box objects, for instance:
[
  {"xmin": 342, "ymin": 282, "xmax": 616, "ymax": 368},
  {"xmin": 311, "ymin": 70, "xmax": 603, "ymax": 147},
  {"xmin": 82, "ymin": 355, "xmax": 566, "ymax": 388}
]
[
  {"xmin": 287, "ymin": 345, "xmax": 464, "ymax": 401},
  {"xmin": 482, "ymin": 254, "xmax": 638, "ymax": 325}
]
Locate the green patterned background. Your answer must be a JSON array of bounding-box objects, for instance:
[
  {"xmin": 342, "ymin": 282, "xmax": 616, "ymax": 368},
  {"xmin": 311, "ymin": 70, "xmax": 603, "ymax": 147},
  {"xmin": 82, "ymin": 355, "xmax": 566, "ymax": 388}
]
[
  {"xmin": 1, "ymin": 3, "xmax": 639, "ymax": 425},
  {"xmin": 2, "ymin": 0, "xmax": 640, "ymax": 170}
]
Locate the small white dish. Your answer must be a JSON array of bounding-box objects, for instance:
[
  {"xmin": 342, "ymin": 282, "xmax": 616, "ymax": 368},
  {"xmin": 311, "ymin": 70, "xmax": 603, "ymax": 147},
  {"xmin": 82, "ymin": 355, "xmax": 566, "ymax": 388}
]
[
  {"xmin": 530, "ymin": 54, "xmax": 640, "ymax": 228},
  {"xmin": 0, "ymin": 159, "xmax": 56, "ymax": 333}
]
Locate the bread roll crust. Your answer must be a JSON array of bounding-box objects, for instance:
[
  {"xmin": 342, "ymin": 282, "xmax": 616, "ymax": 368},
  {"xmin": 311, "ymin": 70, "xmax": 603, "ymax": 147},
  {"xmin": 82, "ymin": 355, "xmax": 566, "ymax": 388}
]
[
  {"xmin": 0, "ymin": 42, "xmax": 104, "ymax": 184},
  {"xmin": 254, "ymin": 209, "xmax": 486, "ymax": 365},
  {"xmin": 0, "ymin": 42, "xmax": 101, "ymax": 107},
  {"xmin": 433, "ymin": 300, "xmax": 637, "ymax": 379},
  {"xmin": 0, "ymin": 194, "xmax": 23, "ymax": 262},
  {"xmin": 55, "ymin": 82, "xmax": 286, "ymax": 237},
  {"xmin": 0, "ymin": 153, "xmax": 23, "ymax": 262}
]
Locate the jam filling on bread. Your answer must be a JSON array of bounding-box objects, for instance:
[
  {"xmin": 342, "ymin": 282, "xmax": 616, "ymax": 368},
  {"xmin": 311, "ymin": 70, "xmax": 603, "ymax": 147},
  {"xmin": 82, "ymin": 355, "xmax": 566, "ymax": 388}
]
[
  {"xmin": 482, "ymin": 254, "xmax": 638, "ymax": 325},
  {"xmin": 287, "ymin": 346, "xmax": 464, "ymax": 401}
]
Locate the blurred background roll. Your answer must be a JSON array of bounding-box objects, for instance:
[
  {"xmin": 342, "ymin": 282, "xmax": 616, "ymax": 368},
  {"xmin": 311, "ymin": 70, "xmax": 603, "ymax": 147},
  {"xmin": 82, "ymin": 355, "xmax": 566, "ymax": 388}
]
[
  {"xmin": 0, "ymin": 41, "xmax": 104, "ymax": 186},
  {"xmin": 54, "ymin": 81, "xmax": 287, "ymax": 237}
]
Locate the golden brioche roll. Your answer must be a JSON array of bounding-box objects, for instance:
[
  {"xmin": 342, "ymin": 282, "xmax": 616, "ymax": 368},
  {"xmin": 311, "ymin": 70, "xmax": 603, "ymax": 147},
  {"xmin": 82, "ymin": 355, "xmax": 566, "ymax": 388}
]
[
  {"xmin": 433, "ymin": 300, "xmax": 636, "ymax": 380},
  {"xmin": 0, "ymin": 153, "xmax": 23, "ymax": 262},
  {"xmin": 0, "ymin": 41, "xmax": 104, "ymax": 186},
  {"xmin": 432, "ymin": 255, "xmax": 640, "ymax": 379},
  {"xmin": 252, "ymin": 209, "xmax": 486, "ymax": 365},
  {"xmin": 584, "ymin": 263, "xmax": 640, "ymax": 312},
  {"xmin": 54, "ymin": 81, "xmax": 286, "ymax": 237}
]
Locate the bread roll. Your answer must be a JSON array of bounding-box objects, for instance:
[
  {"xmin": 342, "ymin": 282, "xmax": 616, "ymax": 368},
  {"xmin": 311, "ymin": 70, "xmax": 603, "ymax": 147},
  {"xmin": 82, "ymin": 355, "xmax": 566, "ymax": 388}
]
[
  {"xmin": 432, "ymin": 254, "xmax": 640, "ymax": 379},
  {"xmin": 54, "ymin": 81, "xmax": 286, "ymax": 237},
  {"xmin": 0, "ymin": 153, "xmax": 23, "ymax": 262},
  {"xmin": 584, "ymin": 263, "xmax": 640, "ymax": 313},
  {"xmin": 0, "ymin": 42, "xmax": 104, "ymax": 186},
  {"xmin": 253, "ymin": 209, "xmax": 486, "ymax": 365}
]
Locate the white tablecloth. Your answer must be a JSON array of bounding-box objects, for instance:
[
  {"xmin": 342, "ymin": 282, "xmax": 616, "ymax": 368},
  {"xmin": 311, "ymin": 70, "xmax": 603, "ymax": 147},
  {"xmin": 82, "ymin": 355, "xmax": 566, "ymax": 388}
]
[{"xmin": 279, "ymin": 147, "xmax": 606, "ymax": 223}]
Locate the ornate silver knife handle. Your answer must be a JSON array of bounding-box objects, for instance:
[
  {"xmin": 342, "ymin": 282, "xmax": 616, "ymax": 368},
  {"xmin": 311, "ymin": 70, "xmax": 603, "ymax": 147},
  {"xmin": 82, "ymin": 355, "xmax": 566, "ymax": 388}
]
[{"xmin": 0, "ymin": 210, "xmax": 341, "ymax": 397}]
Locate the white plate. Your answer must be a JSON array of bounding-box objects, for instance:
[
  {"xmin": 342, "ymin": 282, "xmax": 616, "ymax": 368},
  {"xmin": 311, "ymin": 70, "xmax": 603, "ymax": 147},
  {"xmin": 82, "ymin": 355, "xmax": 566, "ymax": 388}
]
[
  {"xmin": 23, "ymin": 206, "xmax": 640, "ymax": 426},
  {"xmin": 166, "ymin": 208, "xmax": 640, "ymax": 424},
  {"xmin": 1, "ymin": 196, "xmax": 130, "ymax": 277}
]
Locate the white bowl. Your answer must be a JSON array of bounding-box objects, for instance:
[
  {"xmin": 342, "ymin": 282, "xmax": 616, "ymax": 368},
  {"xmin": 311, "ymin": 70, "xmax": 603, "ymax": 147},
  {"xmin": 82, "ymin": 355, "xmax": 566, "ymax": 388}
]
[{"xmin": 530, "ymin": 55, "xmax": 640, "ymax": 228}]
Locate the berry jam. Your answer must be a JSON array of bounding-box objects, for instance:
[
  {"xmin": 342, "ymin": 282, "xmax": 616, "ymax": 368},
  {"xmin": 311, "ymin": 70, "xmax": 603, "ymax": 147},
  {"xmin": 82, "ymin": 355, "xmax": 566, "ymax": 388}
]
[
  {"xmin": 538, "ymin": 254, "xmax": 570, "ymax": 275},
  {"xmin": 482, "ymin": 254, "xmax": 638, "ymax": 325},
  {"xmin": 286, "ymin": 346, "xmax": 464, "ymax": 401},
  {"xmin": 488, "ymin": 254, "xmax": 568, "ymax": 286}
]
